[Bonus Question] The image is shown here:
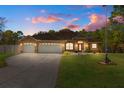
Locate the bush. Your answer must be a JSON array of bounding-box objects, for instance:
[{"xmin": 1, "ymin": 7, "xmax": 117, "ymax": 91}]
[
  {"xmin": 0, "ymin": 53, "xmax": 11, "ymax": 68},
  {"xmin": 63, "ymin": 51, "xmax": 72, "ymax": 56}
]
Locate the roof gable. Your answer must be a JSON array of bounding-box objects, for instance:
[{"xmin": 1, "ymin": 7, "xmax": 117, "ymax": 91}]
[{"xmin": 19, "ymin": 36, "xmax": 38, "ymax": 43}]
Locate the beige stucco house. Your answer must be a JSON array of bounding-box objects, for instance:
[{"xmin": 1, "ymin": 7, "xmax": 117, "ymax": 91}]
[{"xmin": 18, "ymin": 36, "xmax": 101, "ymax": 53}]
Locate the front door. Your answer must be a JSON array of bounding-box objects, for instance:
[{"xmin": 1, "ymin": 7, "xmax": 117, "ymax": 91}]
[{"xmin": 78, "ymin": 44, "xmax": 82, "ymax": 52}]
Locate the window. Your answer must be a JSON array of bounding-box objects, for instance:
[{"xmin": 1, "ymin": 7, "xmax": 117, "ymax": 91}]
[
  {"xmin": 66, "ymin": 43, "xmax": 73, "ymax": 50},
  {"xmin": 92, "ymin": 44, "xmax": 97, "ymax": 48}
]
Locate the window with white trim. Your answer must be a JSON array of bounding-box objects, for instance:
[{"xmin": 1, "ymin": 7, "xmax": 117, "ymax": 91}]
[
  {"xmin": 92, "ymin": 44, "xmax": 97, "ymax": 48},
  {"xmin": 66, "ymin": 43, "xmax": 73, "ymax": 50}
]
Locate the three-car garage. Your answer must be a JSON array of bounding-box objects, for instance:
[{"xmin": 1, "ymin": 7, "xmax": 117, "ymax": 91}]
[
  {"xmin": 19, "ymin": 36, "xmax": 64, "ymax": 53},
  {"xmin": 22, "ymin": 42, "xmax": 63, "ymax": 53}
]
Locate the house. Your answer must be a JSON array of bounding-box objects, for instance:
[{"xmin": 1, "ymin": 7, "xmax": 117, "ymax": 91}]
[{"xmin": 18, "ymin": 36, "xmax": 101, "ymax": 53}]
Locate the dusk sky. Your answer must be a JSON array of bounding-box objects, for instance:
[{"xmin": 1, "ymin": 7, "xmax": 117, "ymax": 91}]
[{"xmin": 0, "ymin": 5, "xmax": 113, "ymax": 35}]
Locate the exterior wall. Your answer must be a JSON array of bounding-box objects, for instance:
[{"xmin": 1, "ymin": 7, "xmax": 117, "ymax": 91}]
[{"xmin": 83, "ymin": 42, "xmax": 89, "ymax": 51}]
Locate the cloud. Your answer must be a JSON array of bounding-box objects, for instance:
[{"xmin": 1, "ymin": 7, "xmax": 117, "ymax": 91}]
[
  {"xmin": 65, "ymin": 18, "xmax": 80, "ymax": 25},
  {"xmin": 83, "ymin": 14, "xmax": 108, "ymax": 31},
  {"xmin": 63, "ymin": 18, "xmax": 80, "ymax": 30},
  {"xmin": 32, "ymin": 15, "xmax": 63, "ymax": 24},
  {"xmin": 83, "ymin": 5, "xmax": 95, "ymax": 8},
  {"xmin": 64, "ymin": 24, "xmax": 80, "ymax": 30},
  {"xmin": 40, "ymin": 9, "xmax": 47, "ymax": 13},
  {"xmin": 25, "ymin": 17, "xmax": 31, "ymax": 21},
  {"xmin": 31, "ymin": 15, "xmax": 80, "ymax": 31}
]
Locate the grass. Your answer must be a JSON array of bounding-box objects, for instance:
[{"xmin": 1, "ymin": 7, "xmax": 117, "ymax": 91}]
[
  {"xmin": 56, "ymin": 53, "xmax": 124, "ymax": 88},
  {"xmin": 0, "ymin": 53, "xmax": 12, "ymax": 68}
]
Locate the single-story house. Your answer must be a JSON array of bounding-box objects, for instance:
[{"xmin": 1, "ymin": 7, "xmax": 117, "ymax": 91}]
[{"xmin": 18, "ymin": 36, "xmax": 101, "ymax": 53}]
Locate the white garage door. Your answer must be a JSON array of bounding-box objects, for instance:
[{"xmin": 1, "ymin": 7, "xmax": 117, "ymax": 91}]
[
  {"xmin": 38, "ymin": 43, "xmax": 62, "ymax": 53},
  {"xmin": 23, "ymin": 43, "xmax": 36, "ymax": 53}
]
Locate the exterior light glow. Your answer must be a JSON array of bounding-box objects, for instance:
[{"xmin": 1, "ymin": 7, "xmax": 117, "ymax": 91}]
[
  {"xmin": 20, "ymin": 43, "xmax": 22, "ymax": 46},
  {"xmin": 84, "ymin": 43, "xmax": 88, "ymax": 48},
  {"xmin": 78, "ymin": 41, "xmax": 83, "ymax": 44},
  {"xmin": 75, "ymin": 44, "xmax": 78, "ymax": 47},
  {"xmin": 61, "ymin": 44, "xmax": 64, "ymax": 47},
  {"xmin": 34, "ymin": 43, "xmax": 37, "ymax": 46}
]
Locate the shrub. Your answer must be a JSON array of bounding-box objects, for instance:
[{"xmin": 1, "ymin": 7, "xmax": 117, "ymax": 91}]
[{"xmin": 63, "ymin": 51, "xmax": 72, "ymax": 56}]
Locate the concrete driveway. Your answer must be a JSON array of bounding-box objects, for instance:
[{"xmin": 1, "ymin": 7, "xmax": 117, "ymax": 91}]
[{"xmin": 0, "ymin": 53, "xmax": 61, "ymax": 88}]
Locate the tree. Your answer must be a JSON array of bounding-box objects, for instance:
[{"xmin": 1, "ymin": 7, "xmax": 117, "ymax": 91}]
[
  {"xmin": 48, "ymin": 30, "xmax": 55, "ymax": 34},
  {"xmin": 17, "ymin": 31, "xmax": 24, "ymax": 39},
  {"xmin": 111, "ymin": 5, "xmax": 124, "ymax": 17},
  {"xmin": 0, "ymin": 17, "xmax": 7, "ymax": 41},
  {"xmin": 110, "ymin": 5, "xmax": 124, "ymax": 24},
  {"xmin": 3, "ymin": 30, "xmax": 14, "ymax": 44},
  {"xmin": 58, "ymin": 28, "xmax": 75, "ymax": 40},
  {"xmin": 109, "ymin": 5, "xmax": 124, "ymax": 52}
]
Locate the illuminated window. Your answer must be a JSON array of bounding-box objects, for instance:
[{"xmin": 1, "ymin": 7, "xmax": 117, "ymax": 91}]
[
  {"xmin": 92, "ymin": 44, "xmax": 97, "ymax": 48},
  {"xmin": 66, "ymin": 43, "xmax": 73, "ymax": 50}
]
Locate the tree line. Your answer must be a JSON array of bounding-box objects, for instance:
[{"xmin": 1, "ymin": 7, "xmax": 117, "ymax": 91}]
[{"xmin": 0, "ymin": 30, "xmax": 24, "ymax": 45}]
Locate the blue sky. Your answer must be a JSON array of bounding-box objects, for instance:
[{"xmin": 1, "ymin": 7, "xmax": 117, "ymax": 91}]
[{"xmin": 0, "ymin": 5, "xmax": 113, "ymax": 35}]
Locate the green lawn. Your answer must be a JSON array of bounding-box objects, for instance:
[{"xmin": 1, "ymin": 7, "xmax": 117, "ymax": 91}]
[
  {"xmin": 56, "ymin": 53, "xmax": 124, "ymax": 88},
  {"xmin": 0, "ymin": 53, "xmax": 12, "ymax": 68}
]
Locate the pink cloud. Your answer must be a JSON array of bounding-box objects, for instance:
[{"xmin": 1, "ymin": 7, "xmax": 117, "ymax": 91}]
[
  {"xmin": 64, "ymin": 24, "xmax": 80, "ymax": 30},
  {"xmin": 67, "ymin": 18, "xmax": 79, "ymax": 25},
  {"xmin": 83, "ymin": 14, "xmax": 108, "ymax": 31},
  {"xmin": 63, "ymin": 18, "xmax": 80, "ymax": 30},
  {"xmin": 32, "ymin": 15, "xmax": 63, "ymax": 24}
]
